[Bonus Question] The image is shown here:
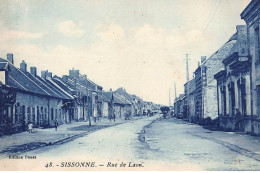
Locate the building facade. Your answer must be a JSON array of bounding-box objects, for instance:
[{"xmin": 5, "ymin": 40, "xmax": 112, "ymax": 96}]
[
  {"xmin": 0, "ymin": 55, "xmax": 73, "ymax": 135},
  {"xmin": 241, "ymin": 0, "xmax": 260, "ymax": 135},
  {"xmin": 184, "ymin": 79, "xmax": 196, "ymax": 122},
  {"xmin": 214, "ymin": 25, "xmax": 251, "ymax": 131}
]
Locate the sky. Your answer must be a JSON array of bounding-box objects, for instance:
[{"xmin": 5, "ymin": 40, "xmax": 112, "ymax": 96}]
[{"xmin": 0, "ymin": 0, "xmax": 251, "ymax": 105}]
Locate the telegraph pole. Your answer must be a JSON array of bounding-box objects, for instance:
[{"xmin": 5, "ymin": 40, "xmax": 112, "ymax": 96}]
[
  {"xmin": 174, "ymin": 82, "xmax": 177, "ymax": 100},
  {"xmin": 186, "ymin": 53, "xmax": 189, "ymax": 82},
  {"xmin": 169, "ymin": 88, "xmax": 171, "ymax": 107}
]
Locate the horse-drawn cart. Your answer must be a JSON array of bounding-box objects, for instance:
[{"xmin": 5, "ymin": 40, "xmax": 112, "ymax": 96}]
[{"xmin": 160, "ymin": 106, "xmax": 170, "ymax": 119}]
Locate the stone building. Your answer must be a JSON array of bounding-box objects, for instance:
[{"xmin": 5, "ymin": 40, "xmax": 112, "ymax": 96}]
[
  {"xmin": 101, "ymin": 93, "xmax": 110, "ymax": 118},
  {"xmin": 174, "ymin": 94, "xmax": 185, "ymax": 118},
  {"xmin": 0, "ymin": 54, "xmax": 73, "ymax": 134},
  {"xmin": 194, "ymin": 57, "xmax": 206, "ymax": 122},
  {"xmin": 184, "ymin": 78, "xmax": 196, "ymax": 122},
  {"xmin": 197, "ymin": 32, "xmax": 239, "ymax": 122},
  {"xmin": 53, "ymin": 68, "xmax": 103, "ymax": 122},
  {"xmin": 241, "ymin": 0, "xmax": 260, "ymax": 135},
  {"xmin": 214, "ymin": 25, "xmax": 251, "ymax": 131},
  {"xmin": 114, "ymin": 87, "xmax": 135, "ymax": 116},
  {"xmin": 131, "ymin": 95, "xmax": 144, "ymax": 116},
  {"xmin": 103, "ymin": 91, "xmax": 132, "ymax": 120}
]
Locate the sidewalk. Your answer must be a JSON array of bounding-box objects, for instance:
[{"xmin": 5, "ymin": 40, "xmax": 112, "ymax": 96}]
[
  {"xmin": 189, "ymin": 124, "xmax": 260, "ymax": 161},
  {"xmin": 0, "ymin": 116, "xmax": 146, "ymax": 157},
  {"xmin": 163, "ymin": 117, "xmax": 260, "ymax": 162}
]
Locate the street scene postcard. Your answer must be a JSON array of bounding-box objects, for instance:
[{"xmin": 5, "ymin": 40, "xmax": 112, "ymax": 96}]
[{"xmin": 0, "ymin": 0, "xmax": 260, "ymax": 171}]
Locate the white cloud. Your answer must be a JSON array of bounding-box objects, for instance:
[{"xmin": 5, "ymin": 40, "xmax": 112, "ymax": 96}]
[
  {"xmin": 0, "ymin": 23, "xmax": 218, "ymax": 105},
  {"xmin": 0, "ymin": 0, "xmax": 251, "ymax": 105},
  {"xmin": 0, "ymin": 23, "xmax": 44, "ymax": 43},
  {"xmin": 57, "ymin": 20, "xmax": 85, "ymax": 37}
]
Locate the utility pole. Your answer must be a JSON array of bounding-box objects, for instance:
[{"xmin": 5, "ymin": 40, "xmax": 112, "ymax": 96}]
[
  {"xmin": 186, "ymin": 53, "xmax": 190, "ymax": 82},
  {"xmin": 174, "ymin": 82, "xmax": 177, "ymax": 100},
  {"xmin": 169, "ymin": 88, "xmax": 171, "ymax": 107}
]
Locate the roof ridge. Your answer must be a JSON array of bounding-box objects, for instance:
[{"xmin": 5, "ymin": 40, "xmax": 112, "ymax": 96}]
[
  {"xmin": 201, "ymin": 40, "xmax": 237, "ymax": 66},
  {"xmin": 53, "ymin": 77, "xmax": 75, "ymax": 92},
  {"xmin": 8, "ymin": 62, "xmax": 51, "ymax": 96},
  {"xmin": 26, "ymin": 73, "xmax": 53, "ymax": 96},
  {"xmin": 47, "ymin": 77, "xmax": 74, "ymax": 99},
  {"xmin": 9, "ymin": 76, "xmax": 28, "ymax": 91}
]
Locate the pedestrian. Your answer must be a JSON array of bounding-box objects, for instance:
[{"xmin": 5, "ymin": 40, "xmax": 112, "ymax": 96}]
[
  {"xmin": 93, "ymin": 109, "xmax": 97, "ymax": 123},
  {"xmin": 109, "ymin": 114, "xmax": 112, "ymax": 122},
  {"xmin": 54, "ymin": 120, "xmax": 58, "ymax": 131},
  {"xmin": 235, "ymin": 108, "xmax": 241, "ymax": 131},
  {"xmin": 28, "ymin": 122, "xmax": 33, "ymax": 133},
  {"xmin": 113, "ymin": 111, "xmax": 116, "ymax": 122}
]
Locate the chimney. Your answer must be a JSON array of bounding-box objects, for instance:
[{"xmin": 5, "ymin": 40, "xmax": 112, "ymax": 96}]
[
  {"xmin": 110, "ymin": 88, "xmax": 112, "ymax": 92},
  {"xmin": 82, "ymin": 74, "xmax": 87, "ymax": 80},
  {"xmin": 20, "ymin": 60, "xmax": 27, "ymax": 72},
  {"xmin": 69, "ymin": 68, "xmax": 80, "ymax": 79},
  {"xmin": 198, "ymin": 61, "xmax": 200, "ymax": 67},
  {"xmin": 30, "ymin": 67, "xmax": 37, "ymax": 77},
  {"xmin": 41, "ymin": 70, "xmax": 47, "ymax": 79},
  {"xmin": 7, "ymin": 53, "xmax": 14, "ymax": 64},
  {"xmin": 236, "ymin": 25, "xmax": 248, "ymax": 57},
  {"xmin": 62, "ymin": 75, "xmax": 69, "ymax": 83},
  {"xmin": 74, "ymin": 70, "xmax": 79, "ymax": 79},
  {"xmin": 47, "ymin": 72, "xmax": 52, "ymax": 78},
  {"xmin": 69, "ymin": 69, "xmax": 74, "ymax": 79},
  {"xmin": 82, "ymin": 74, "xmax": 87, "ymax": 85},
  {"xmin": 201, "ymin": 56, "xmax": 206, "ymax": 64}
]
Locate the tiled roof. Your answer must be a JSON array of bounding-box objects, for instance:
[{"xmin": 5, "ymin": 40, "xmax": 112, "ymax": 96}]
[
  {"xmin": 103, "ymin": 92, "xmax": 131, "ymax": 105},
  {"xmin": 22, "ymin": 71, "xmax": 68, "ymax": 99},
  {"xmin": 52, "ymin": 76, "xmax": 77, "ymax": 95},
  {"xmin": 116, "ymin": 93, "xmax": 132, "ymax": 105},
  {"xmin": 102, "ymin": 94, "xmax": 110, "ymax": 102},
  {"xmin": 45, "ymin": 77, "xmax": 74, "ymax": 99},
  {"xmin": 0, "ymin": 58, "xmax": 47, "ymax": 95},
  {"xmin": 0, "ymin": 58, "xmax": 72, "ymax": 100},
  {"xmin": 115, "ymin": 88, "xmax": 135, "ymax": 103}
]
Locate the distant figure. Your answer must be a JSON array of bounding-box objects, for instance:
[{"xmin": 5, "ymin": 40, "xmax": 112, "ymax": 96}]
[
  {"xmin": 113, "ymin": 111, "xmax": 116, "ymax": 122},
  {"xmin": 28, "ymin": 122, "xmax": 33, "ymax": 133},
  {"xmin": 235, "ymin": 108, "xmax": 242, "ymax": 131},
  {"xmin": 54, "ymin": 120, "xmax": 58, "ymax": 131},
  {"xmin": 109, "ymin": 114, "xmax": 112, "ymax": 122},
  {"xmin": 93, "ymin": 109, "xmax": 97, "ymax": 123}
]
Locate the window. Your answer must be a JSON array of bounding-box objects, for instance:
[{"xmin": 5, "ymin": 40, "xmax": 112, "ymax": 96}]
[
  {"xmin": 55, "ymin": 109, "xmax": 58, "ymax": 120},
  {"xmin": 15, "ymin": 104, "xmax": 19, "ymax": 123},
  {"xmin": 44, "ymin": 107, "xmax": 47, "ymax": 121},
  {"xmin": 59, "ymin": 109, "xmax": 62, "ymax": 121},
  {"xmin": 27, "ymin": 107, "xmax": 31, "ymax": 123},
  {"xmin": 32, "ymin": 107, "xmax": 35, "ymax": 124},
  {"xmin": 51, "ymin": 108, "xmax": 54, "ymax": 120},
  {"xmin": 37, "ymin": 106, "xmax": 40, "ymax": 125},
  {"xmin": 19, "ymin": 106, "xmax": 25, "ymax": 123},
  {"xmin": 40, "ymin": 106, "xmax": 43, "ymax": 124}
]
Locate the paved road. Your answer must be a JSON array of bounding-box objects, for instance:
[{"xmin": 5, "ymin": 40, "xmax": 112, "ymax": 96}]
[{"xmin": 1, "ymin": 115, "xmax": 260, "ymax": 171}]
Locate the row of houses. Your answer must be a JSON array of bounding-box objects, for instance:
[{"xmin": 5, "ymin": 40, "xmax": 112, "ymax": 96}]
[
  {"xmin": 174, "ymin": 0, "xmax": 260, "ymax": 136},
  {"xmin": 0, "ymin": 55, "xmax": 159, "ymax": 135}
]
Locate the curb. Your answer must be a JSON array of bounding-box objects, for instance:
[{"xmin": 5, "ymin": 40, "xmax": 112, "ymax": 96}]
[{"xmin": 0, "ymin": 117, "xmax": 148, "ymax": 155}]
